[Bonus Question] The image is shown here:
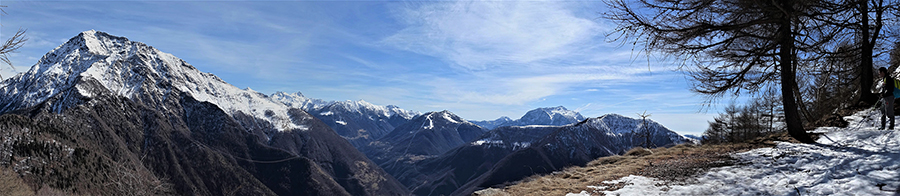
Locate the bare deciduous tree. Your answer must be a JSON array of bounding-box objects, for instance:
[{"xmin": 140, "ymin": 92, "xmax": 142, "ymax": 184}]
[
  {"xmin": 603, "ymin": 0, "xmax": 842, "ymax": 143},
  {"xmin": 633, "ymin": 111, "xmax": 656, "ymax": 148},
  {"xmin": 0, "ymin": 5, "xmax": 27, "ymax": 80}
]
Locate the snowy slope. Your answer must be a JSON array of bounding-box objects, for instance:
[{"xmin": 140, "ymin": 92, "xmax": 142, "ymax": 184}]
[
  {"xmin": 270, "ymin": 91, "xmax": 334, "ymax": 111},
  {"xmin": 0, "ymin": 30, "xmax": 304, "ymax": 133},
  {"xmin": 271, "ymin": 91, "xmax": 418, "ymax": 120},
  {"xmin": 568, "ymin": 108, "xmax": 900, "ymax": 196}
]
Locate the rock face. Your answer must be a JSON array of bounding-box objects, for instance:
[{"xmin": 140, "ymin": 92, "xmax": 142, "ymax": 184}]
[{"xmin": 0, "ymin": 30, "xmax": 407, "ymax": 195}]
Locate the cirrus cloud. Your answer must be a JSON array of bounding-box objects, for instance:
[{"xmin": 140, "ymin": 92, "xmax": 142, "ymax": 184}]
[{"xmin": 382, "ymin": 0, "xmax": 605, "ymax": 71}]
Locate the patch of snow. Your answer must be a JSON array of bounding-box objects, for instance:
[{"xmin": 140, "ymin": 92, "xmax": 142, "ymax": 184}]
[
  {"xmin": 512, "ymin": 142, "xmax": 530, "ymax": 148},
  {"xmin": 270, "ymin": 91, "xmax": 334, "ymax": 111},
  {"xmin": 75, "ymin": 83, "xmax": 92, "ymax": 98},
  {"xmin": 569, "ymin": 108, "xmax": 900, "ymax": 196},
  {"xmin": 443, "ymin": 112, "xmax": 459, "ymax": 123},
  {"xmin": 320, "ymin": 111, "xmax": 334, "ymax": 116},
  {"xmin": 565, "ymin": 191, "xmax": 590, "ymax": 196},
  {"xmin": 514, "ymin": 125, "xmax": 558, "ymax": 128},
  {"xmin": 423, "ymin": 116, "xmax": 434, "ymax": 129},
  {"xmin": 336, "ymin": 120, "xmax": 347, "ymax": 125},
  {"xmin": 472, "ymin": 139, "xmax": 503, "ymax": 146}
]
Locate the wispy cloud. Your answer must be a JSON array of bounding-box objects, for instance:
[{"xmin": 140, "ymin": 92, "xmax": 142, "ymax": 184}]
[
  {"xmin": 382, "ymin": 0, "xmax": 605, "ymax": 71},
  {"xmin": 376, "ymin": 0, "xmax": 667, "ymax": 108}
]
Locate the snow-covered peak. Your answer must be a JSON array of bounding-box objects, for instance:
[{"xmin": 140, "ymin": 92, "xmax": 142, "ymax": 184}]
[
  {"xmin": 269, "ymin": 91, "xmax": 420, "ymax": 122},
  {"xmin": 416, "ymin": 110, "xmax": 476, "ymax": 129},
  {"xmin": 270, "ymin": 91, "xmax": 333, "ymax": 110},
  {"xmin": 80, "ymin": 30, "xmax": 131, "ymax": 56},
  {"xmin": 329, "ymin": 99, "xmax": 420, "ymax": 119},
  {"xmin": 519, "ymin": 106, "xmax": 584, "ymax": 123},
  {"xmin": 469, "ymin": 107, "xmax": 585, "ymax": 130},
  {"xmin": 0, "ymin": 30, "xmax": 305, "ymax": 133},
  {"xmin": 429, "ymin": 110, "xmax": 463, "ymax": 124}
]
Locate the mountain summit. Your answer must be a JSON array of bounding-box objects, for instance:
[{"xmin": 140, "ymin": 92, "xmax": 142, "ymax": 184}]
[{"xmin": 0, "ymin": 30, "xmax": 303, "ymax": 135}]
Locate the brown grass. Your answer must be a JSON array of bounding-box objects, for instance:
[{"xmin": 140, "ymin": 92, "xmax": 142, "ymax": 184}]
[
  {"xmin": 0, "ymin": 167, "xmax": 33, "ymax": 196},
  {"xmin": 485, "ymin": 142, "xmax": 777, "ymax": 196}
]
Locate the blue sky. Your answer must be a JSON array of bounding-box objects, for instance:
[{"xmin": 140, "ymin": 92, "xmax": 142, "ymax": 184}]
[{"xmin": 0, "ymin": 0, "xmax": 723, "ymax": 136}]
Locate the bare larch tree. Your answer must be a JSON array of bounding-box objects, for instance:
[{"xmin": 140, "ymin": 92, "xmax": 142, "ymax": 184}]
[{"xmin": 603, "ymin": 0, "xmax": 830, "ymax": 143}]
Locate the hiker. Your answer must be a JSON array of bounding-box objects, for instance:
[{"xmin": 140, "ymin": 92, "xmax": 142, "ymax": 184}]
[{"xmin": 879, "ymin": 67, "xmax": 896, "ymax": 130}]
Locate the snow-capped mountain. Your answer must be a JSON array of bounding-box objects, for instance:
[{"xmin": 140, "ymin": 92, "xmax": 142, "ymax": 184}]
[
  {"xmin": 367, "ymin": 110, "xmax": 485, "ymax": 160},
  {"xmin": 471, "ymin": 106, "xmax": 585, "ymax": 130},
  {"xmin": 0, "ymin": 30, "xmax": 302, "ymax": 136},
  {"xmin": 306, "ymin": 100, "xmax": 420, "ymax": 149},
  {"xmin": 270, "ymin": 91, "xmax": 334, "ymax": 111},
  {"xmin": 271, "ymin": 91, "xmax": 421, "ymax": 149},
  {"xmin": 0, "ymin": 30, "xmax": 408, "ymax": 195},
  {"xmin": 271, "ymin": 91, "xmax": 418, "ymax": 119}
]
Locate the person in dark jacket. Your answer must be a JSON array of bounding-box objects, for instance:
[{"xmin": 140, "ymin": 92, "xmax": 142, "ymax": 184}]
[{"xmin": 879, "ymin": 67, "xmax": 895, "ymax": 130}]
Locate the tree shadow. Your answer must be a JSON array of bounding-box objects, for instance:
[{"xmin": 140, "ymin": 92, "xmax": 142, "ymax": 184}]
[{"xmin": 811, "ymin": 140, "xmax": 900, "ymax": 195}]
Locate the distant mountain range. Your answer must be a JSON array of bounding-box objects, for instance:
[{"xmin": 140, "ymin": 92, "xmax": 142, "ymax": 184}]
[{"xmin": 471, "ymin": 106, "xmax": 586, "ymax": 129}]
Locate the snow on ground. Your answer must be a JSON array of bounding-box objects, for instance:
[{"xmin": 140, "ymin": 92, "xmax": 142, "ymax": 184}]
[{"xmin": 568, "ymin": 108, "xmax": 900, "ymax": 196}]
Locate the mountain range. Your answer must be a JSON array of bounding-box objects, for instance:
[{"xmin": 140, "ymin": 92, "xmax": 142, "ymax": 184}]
[
  {"xmin": 0, "ymin": 30, "xmax": 693, "ymax": 196},
  {"xmin": 271, "ymin": 91, "xmax": 420, "ymax": 149},
  {"xmin": 0, "ymin": 30, "xmax": 407, "ymax": 195},
  {"xmin": 471, "ymin": 106, "xmax": 585, "ymax": 129}
]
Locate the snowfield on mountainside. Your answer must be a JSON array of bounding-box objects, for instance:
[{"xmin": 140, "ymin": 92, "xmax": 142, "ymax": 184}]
[{"xmin": 569, "ymin": 108, "xmax": 900, "ymax": 196}]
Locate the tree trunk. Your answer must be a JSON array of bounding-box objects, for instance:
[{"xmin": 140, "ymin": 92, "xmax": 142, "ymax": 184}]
[
  {"xmin": 858, "ymin": 0, "xmax": 877, "ymax": 106},
  {"xmin": 778, "ymin": 0, "xmax": 815, "ymax": 144}
]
